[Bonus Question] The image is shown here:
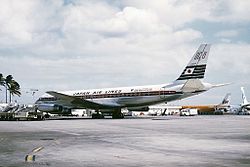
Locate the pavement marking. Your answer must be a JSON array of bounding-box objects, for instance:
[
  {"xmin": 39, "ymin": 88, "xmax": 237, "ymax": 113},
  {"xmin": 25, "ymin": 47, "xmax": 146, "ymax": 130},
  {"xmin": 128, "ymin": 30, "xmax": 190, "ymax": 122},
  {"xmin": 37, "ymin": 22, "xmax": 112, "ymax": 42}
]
[
  {"xmin": 25, "ymin": 155, "xmax": 35, "ymax": 162},
  {"xmin": 52, "ymin": 130, "xmax": 82, "ymax": 136},
  {"xmin": 0, "ymin": 138, "xmax": 6, "ymax": 142},
  {"xmin": 25, "ymin": 146, "xmax": 44, "ymax": 162},
  {"xmin": 32, "ymin": 146, "xmax": 44, "ymax": 153},
  {"xmin": 114, "ymin": 155, "xmax": 126, "ymax": 159},
  {"xmin": 25, "ymin": 137, "xmax": 62, "ymax": 163}
]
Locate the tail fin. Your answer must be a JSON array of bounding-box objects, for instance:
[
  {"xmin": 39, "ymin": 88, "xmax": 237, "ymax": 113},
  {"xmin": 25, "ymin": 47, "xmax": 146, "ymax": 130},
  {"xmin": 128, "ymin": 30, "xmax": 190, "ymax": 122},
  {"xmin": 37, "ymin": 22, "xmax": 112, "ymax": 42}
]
[
  {"xmin": 241, "ymin": 87, "xmax": 249, "ymax": 105},
  {"xmin": 221, "ymin": 93, "xmax": 231, "ymax": 105},
  {"xmin": 176, "ymin": 44, "xmax": 211, "ymax": 81}
]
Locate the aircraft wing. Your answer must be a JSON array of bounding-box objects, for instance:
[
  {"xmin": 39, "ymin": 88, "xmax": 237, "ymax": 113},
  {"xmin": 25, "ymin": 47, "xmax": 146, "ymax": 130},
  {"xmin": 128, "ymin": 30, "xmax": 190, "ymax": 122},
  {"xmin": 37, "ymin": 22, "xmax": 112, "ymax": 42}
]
[{"xmin": 46, "ymin": 91, "xmax": 111, "ymax": 109}]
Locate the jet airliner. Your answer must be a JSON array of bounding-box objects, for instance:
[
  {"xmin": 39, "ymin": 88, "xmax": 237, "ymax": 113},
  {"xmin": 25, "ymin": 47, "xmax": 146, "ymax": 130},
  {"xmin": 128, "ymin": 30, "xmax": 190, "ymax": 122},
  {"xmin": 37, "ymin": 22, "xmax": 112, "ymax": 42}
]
[
  {"xmin": 36, "ymin": 44, "xmax": 228, "ymax": 118},
  {"xmin": 182, "ymin": 93, "xmax": 231, "ymax": 114},
  {"xmin": 239, "ymin": 87, "xmax": 250, "ymax": 114}
]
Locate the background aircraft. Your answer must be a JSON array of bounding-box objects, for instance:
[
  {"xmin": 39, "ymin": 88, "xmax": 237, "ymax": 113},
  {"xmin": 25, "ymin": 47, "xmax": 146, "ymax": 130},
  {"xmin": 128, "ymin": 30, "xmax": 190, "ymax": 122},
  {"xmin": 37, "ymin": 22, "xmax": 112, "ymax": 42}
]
[
  {"xmin": 239, "ymin": 87, "xmax": 250, "ymax": 114},
  {"xmin": 35, "ymin": 44, "xmax": 228, "ymax": 118},
  {"xmin": 182, "ymin": 93, "xmax": 231, "ymax": 114}
]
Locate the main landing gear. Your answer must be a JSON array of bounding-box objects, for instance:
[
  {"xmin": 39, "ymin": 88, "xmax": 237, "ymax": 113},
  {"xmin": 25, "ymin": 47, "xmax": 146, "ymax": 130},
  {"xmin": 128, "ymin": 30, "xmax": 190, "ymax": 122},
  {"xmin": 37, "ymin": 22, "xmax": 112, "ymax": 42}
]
[
  {"xmin": 91, "ymin": 109, "xmax": 124, "ymax": 119},
  {"xmin": 91, "ymin": 110, "xmax": 104, "ymax": 119},
  {"xmin": 112, "ymin": 109, "xmax": 124, "ymax": 119}
]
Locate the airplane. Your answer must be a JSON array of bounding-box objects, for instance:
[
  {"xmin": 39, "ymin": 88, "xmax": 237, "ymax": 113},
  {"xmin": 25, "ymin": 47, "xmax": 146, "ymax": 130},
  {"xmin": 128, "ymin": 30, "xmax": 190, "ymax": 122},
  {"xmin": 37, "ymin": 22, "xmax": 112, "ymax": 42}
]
[
  {"xmin": 239, "ymin": 87, "xmax": 250, "ymax": 114},
  {"xmin": 181, "ymin": 93, "xmax": 231, "ymax": 114},
  {"xmin": 35, "ymin": 44, "xmax": 229, "ymax": 119},
  {"xmin": 0, "ymin": 103, "xmax": 8, "ymax": 112}
]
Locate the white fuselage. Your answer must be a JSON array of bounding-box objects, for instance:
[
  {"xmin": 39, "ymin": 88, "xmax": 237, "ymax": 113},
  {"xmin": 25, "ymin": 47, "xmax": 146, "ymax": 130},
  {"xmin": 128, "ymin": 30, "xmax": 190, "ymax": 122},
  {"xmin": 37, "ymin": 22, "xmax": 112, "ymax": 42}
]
[
  {"xmin": 38, "ymin": 81, "xmax": 212, "ymax": 110},
  {"xmin": 241, "ymin": 103, "xmax": 250, "ymax": 111}
]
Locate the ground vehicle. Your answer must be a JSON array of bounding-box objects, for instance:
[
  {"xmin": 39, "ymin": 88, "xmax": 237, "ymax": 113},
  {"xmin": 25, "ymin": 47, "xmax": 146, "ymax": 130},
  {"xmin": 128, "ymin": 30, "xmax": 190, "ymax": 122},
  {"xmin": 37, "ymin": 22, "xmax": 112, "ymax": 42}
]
[{"xmin": 180, "ymin": 108, "xmax": 198, "ymax": 116}]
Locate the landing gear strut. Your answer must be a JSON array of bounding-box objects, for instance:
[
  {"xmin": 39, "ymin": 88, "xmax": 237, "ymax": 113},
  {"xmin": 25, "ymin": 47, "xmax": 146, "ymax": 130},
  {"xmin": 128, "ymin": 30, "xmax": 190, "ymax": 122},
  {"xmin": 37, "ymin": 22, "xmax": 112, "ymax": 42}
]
[
  {"xmin": 92, "ymin": 110, "xmax": 104, "ymax": 119},
  {"xmin": 91, "ymin": 109, "xmax": 124, "ymax": 119},
  {"xmin": 112, "ymin": 109, "xmax": 124, "ymax": 119}
]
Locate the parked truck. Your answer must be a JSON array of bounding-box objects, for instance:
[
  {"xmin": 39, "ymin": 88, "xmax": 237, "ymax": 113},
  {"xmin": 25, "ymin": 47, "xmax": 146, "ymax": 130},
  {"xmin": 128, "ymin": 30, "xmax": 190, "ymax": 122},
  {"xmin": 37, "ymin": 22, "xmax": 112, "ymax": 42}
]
[{"xmin": 180, "ymin": 108, "xmax": 198, "ymax": 116}]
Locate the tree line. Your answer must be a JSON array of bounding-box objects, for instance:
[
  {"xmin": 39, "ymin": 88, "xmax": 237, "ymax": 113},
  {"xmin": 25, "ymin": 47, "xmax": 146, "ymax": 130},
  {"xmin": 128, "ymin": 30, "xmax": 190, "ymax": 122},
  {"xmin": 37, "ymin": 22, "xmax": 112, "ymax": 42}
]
[{"xmin": 0, "ymin": 73, "xmax": 21, "ymax": 103}]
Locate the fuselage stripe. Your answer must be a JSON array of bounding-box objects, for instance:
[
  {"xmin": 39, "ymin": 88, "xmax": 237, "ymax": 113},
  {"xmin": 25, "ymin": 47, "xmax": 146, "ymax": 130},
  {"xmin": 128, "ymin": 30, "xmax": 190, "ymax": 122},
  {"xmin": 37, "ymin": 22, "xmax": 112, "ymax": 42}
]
[
  {"xmin": 76, "ymin": 90, "xmax": 178, "ymax": 99},
  {"xmin": 39, "ymin": 90, "xmax": 181, "ymax": 101}
]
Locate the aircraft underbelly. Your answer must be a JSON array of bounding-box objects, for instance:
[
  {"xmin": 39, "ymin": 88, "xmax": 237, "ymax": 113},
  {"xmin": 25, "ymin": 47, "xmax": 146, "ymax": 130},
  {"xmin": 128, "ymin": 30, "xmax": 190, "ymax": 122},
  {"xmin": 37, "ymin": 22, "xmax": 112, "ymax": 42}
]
[
  {"xmin": 92, "ymin": 94, "xmax": 189, "ymax": 108},
  {"xmin": 118, "ymin": 94, "xmax": 185, "ymax": 107},
  {"xmin": 92, "ymin": 96, "xmax": 162, "ymax": 108},
  {"xmin": 118, "ymin": 96, "xmax": 162, "ymax": 106}
]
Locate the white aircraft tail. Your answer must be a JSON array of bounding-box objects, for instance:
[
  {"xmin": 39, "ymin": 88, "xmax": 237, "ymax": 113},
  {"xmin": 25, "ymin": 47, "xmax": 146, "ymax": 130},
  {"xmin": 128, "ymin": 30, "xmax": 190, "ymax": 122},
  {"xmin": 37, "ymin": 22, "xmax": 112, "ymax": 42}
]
[
  {"xmin": 180, "ymin": 79, "xmax": 205, "ymax": 93},
  {"xmin": 241, "ymin": 87, "xmax": 249, "ymax": 105},
  {"xmin": 220, "ymin": 93, "xmax": 231, "ymax": 105},
  {"xmin": 176, "ymin": 44, "xmax": 211, "ymax": 81}
]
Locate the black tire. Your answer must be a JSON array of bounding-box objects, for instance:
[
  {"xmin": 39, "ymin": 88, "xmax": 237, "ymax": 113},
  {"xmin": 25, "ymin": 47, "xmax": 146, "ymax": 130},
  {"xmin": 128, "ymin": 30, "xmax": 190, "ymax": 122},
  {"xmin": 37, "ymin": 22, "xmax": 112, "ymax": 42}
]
[
  {"xmin": 112, "ymin": 111, "xmax": 124, "ymax": 119},
  {"xmin": 92, "ymin": 113, "xmax": 104, "ymax": 119}
]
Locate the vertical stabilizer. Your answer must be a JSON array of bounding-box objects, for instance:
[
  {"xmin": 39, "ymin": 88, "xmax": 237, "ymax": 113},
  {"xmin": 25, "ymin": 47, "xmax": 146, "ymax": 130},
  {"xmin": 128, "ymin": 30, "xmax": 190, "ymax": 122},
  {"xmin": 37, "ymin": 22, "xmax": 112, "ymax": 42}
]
[
  {"xmin": 177, "ymin": 44, "xmax": 211, "ymax": 81},
  {"xmin": 241, "ymin": 87, "xmax": 249, "ymax": 105},
  {"xmin": 221, "ymin": 93, "xmax": 231, "ymax": 105}
]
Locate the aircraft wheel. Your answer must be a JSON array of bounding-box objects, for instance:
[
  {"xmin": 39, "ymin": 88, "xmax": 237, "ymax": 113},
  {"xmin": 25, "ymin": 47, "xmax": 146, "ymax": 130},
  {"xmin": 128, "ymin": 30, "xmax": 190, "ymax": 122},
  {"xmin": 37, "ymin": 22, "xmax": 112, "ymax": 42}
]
[
  {"xmin": 92, "ymin": 113, "xmax": 104, "ymax": 119},
  {"xmin": 44, "ymin": 113, "xmax": 50, "ymax": 118},
  {"xmin": 112, "ymin": 110, "xmax": 124, "ymax": 119}
]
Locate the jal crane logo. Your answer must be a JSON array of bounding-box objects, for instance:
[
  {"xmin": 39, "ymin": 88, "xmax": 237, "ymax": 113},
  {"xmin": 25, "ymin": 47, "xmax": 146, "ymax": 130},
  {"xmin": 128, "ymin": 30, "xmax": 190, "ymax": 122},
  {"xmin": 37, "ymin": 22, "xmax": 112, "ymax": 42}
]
[{"xmin": 184, "ymin": 67, "xmax": 195, "ymax": 75}]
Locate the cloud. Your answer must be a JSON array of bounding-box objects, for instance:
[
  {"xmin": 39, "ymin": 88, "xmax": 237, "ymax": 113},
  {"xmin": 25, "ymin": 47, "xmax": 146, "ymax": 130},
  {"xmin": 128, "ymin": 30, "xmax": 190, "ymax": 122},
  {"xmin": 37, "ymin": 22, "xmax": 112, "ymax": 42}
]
[
  {"xmin": 209, "ymin": 43, "xmax": 250, "ymax": 75},
  {"xmin": 0, "ymin": 1, "xmax": 203, "ymax": 61},
  {"xmin": 0, "ymin": 0, "xmax": 250, "ymax": 104},
  {"xmin": 122, "ymin": 0, "xmax": 250, "ymax": 24},
  {"xmin": 0, "ymin": 1, "xmax": 34, "ymax": 45},
  {"xmin": 215, "ymin": 30, "xmax": 239, "ymax": 38}
]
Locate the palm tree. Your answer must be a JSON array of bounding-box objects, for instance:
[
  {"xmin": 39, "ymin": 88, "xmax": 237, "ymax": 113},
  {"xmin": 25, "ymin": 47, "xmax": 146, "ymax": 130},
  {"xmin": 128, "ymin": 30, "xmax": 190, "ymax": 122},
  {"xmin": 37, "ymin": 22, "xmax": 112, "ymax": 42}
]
[
  {"xmin": 0, "ymin": 74, "xmax": 4, "ymax": 102},
  {"xmin": 0, "ymin": 73, "xmax": 5, "ymax": 91},
  {"xmin": 8, "ymin": 80, "xmax": 21, "ymax": 103},
  {"xmin": 5, "ymin": 75, "xmax": 22, "ymax": 103},
  {"xmin": 5, "ymin": 75, "xmax": 14, "ymax": 103},
  {"xmin": 0, "ymin": 74, "xmax": 21, "ymax": 103}
]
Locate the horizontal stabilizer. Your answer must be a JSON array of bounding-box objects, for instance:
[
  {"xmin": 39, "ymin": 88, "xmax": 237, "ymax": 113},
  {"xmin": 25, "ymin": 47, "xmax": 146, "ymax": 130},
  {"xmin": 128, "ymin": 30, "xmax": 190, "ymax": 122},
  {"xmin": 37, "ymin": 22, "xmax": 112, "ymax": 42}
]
[
  {"xmin": 180, "ymin": 79, "xmax": 205, "ymax": 92},
  {"xmin": 211, "ymin": 83, "xmax": 232, "ymax": 88}
]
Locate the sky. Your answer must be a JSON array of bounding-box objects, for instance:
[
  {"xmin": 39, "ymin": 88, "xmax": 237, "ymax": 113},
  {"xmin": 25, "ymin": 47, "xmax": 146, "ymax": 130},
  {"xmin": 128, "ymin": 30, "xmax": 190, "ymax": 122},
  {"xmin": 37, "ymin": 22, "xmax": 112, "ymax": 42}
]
[{"xmin": 0, "ymin": 0, "xmax": 250, "ymax": 105}]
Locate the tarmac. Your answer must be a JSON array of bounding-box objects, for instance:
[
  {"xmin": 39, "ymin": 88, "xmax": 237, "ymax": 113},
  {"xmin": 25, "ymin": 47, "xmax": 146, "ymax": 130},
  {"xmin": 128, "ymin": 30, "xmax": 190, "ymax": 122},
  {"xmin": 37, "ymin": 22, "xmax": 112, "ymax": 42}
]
[{"xmin": 0, "ymin": 115, "xmax": 250, "ymax": 167}]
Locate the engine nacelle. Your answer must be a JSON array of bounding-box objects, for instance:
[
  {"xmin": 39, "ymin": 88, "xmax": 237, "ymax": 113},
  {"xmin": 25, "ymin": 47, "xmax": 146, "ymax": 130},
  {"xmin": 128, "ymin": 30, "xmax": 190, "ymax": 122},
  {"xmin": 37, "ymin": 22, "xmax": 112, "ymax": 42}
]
[{"xmin": 37, "ymin": 104, "xmax": 63, "ymax": 112}]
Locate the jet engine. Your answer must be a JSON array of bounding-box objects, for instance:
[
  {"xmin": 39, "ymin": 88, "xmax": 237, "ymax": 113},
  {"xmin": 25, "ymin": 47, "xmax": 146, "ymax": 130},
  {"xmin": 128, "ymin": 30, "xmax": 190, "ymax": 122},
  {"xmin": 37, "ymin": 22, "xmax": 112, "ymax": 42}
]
[{"xmin": 37, "ymin": 104, "xmax": 63, "ymax": 112}]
